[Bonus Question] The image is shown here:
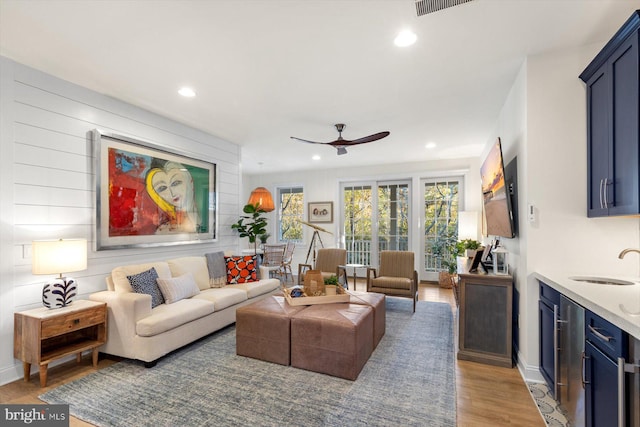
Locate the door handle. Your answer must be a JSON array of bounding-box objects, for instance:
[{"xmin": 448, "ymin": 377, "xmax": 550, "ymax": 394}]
[
  {"xmin": 581, "ymin": 351, "xmax": 589, "ymax": 389},
  {"xmin": 603, "ymin": 178, "xmax": 609, "ymax": 208},
  {"xmin": 599, "ymin": 179, "xmax": 604, "ymax": 209}
]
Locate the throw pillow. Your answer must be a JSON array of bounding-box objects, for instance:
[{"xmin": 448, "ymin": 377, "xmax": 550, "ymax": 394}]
[
  {"xmin": 156, "ymin": 272, "xmax": 200, "ymax": 304},
  {"xmin": 167, "ymin": 256, "xmax": 210, "ymax": 291},
  {"xmin": 205, "ymin": 251, "xmax": 227, "ymax": 288},
  {"xmin": 224, "ymin": 255, "xmax": 258, "ymax": 284},
  {"xmin": 127, "ymin": 267, "xmax": 164, "ymax": 308}
]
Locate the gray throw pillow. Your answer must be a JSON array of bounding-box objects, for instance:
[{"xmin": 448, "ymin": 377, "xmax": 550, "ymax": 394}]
[{"xmin": 127, "ymin": 267, "xmax": 165, "ymax": 308}]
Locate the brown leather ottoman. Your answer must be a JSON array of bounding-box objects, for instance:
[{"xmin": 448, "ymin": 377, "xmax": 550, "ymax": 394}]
[
  {"xmin": 349, "ymin": 291, "xmax": 386, "ymax": 348},
  {"xmin": 291, "ymin": 303, "xmax": 373, "ymax": 380},
  {"xmin": 236, "ymin": 295, "xmax": 306, "ymax": 365}
]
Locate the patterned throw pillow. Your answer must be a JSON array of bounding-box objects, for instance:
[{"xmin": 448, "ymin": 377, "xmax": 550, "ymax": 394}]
[
  {"xmin": 224, "ymin": 255, "xmax": 258, "ymax": 284},
  {"xmin": 127, "ymin": 267, "xmax": 165, "ymax": 308},
  {"xmin": 156, "ymin": 272, "xmax": 200, "ymax": 304}
]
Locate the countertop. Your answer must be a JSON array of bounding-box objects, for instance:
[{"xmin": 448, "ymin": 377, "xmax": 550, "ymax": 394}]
[{"xmin": 533, "ymin": 270, "xmax": 640, "ymax": 340}]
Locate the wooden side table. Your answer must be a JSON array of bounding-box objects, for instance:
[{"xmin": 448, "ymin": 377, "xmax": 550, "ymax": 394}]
[{"xmin": 14, "ymin": 299, "xmax": 107, "ymax": 387}]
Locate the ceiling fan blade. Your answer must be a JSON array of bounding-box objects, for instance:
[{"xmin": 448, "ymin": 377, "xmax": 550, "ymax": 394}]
[
  {"xmin": 290, "ymin": 136, "xmax": 326, "ymax": 145},
  {"xmin": 338, "ymin": 131, "xmax": 390, "ymax": 146}
]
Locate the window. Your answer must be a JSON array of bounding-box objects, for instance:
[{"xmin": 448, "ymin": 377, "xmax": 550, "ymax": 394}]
[
  {"xmin": 342, "ymin": 180, "xmax": 410, "ymax": 267},
  {"xmin": 277, "ymin": 186, "xmax": 303, "ymax": 242},
  {"xmin": 422, "ymin": 177, "xmax": 462, "ymax": 279}
]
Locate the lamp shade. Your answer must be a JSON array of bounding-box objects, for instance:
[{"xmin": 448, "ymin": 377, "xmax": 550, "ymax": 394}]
[
  {"xmin": 458, "ymin": 211, "xmax": 479, "ymax": 241},
  {"xmin": 247, "ymin": 187, "xmax": 275, "ymax": 212},
  {"xmin": 32, "ymin": 239, "xmax": 87, "ymax": 275}
]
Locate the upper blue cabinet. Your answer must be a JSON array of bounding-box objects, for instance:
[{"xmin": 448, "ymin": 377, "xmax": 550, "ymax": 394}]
[{"xmin": 580, "ymin": 11, "xmax": 639, "ymax": 217}]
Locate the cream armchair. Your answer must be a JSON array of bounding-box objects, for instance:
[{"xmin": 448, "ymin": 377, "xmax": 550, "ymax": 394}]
[
  {"xmin": 367, "ymin": 250, "xmax": 418, "ymax": 312},
  {"xmin": 298, "ymin": 248, "xmax": 348, "ymax": 286}
]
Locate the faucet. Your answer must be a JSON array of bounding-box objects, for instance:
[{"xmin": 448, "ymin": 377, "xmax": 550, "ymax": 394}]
[{"xmin": 618, "ymin": 248, "xmax": 640, "ymax": 259}]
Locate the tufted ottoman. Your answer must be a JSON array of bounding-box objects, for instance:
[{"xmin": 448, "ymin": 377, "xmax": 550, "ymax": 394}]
[
  {"xmin": 291, "ymin": 303, "xmax": 373, "ymax": 380},
  {"xmin": 236, "ymin": 295, "xmax": 306, "ymax": 365},
  {"xmin": 348, "ymin": 291, "xmax": 386, "ymax": 348}
]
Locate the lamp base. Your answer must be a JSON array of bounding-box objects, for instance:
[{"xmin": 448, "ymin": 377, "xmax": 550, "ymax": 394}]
[{"xmin": 42, "ymin": 277, "xmax": 77, "ymax": 309}]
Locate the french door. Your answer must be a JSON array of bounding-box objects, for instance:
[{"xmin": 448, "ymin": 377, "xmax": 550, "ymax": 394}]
[
  {"xmin": 341, "ymin": 180, "xmax": 410, "ymax": 269},
  {"xmin": 421, "ymin": 177, "xmax": 463, "ymax": 281}
]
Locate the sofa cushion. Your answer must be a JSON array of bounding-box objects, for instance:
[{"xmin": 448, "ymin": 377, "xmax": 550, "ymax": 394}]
[
  {"xmin": 127, "ymin": 267, "xmax": 165, "ymax": 308},
  {"xmin": 136, "ymin": 298, "xmax": 215, "ymax": 337},
  {"xmin": 157, "ymin": 272, "xmax": 200, "ymax": 304},
  {"xmin": 112, "ymin": 262, "xmax": 172, "ymax": 293},
  {"xmin": 205, "ymin": 251, "xmax": 227, "ymax": 288},
  {"xmin": 193, "ymin": 287, "xmax": 248, "ymax": 311},
  {"xmin": 225, "ymin": 255, "xmax": 258, "ymax": 284},
  {"xmin": 226, "ymin": 278, "xmax": 280, "ymax": 299},
  {"xmin": 167, "ymin": 256, "xmax": 210, "ymax": 291}
]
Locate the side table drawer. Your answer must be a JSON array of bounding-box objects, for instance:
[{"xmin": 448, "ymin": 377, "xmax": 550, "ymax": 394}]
[{"xmin": 41, "ymin": 306, "xmax": 106, "ymax": 339}]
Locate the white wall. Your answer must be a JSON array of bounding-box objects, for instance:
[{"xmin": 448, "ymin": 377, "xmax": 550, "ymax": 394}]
[
  {"xmin": 487, "ymin": 42, "xmax": 640, "ymax": 383},
  {"xmin": 241, "ymin": 157, "xmax": 483, "ymax": 278},
  {"xmin": 0, "ymin": 57, "xmax": 242, "ymax": 386}
]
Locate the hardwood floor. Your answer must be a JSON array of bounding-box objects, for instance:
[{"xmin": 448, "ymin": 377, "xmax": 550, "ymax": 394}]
[{"xmin": 0, "ymin": 282, "xmax": 544, "ymax": 427}]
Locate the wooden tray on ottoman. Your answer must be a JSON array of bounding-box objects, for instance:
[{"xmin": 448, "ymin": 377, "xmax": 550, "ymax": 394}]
[{"xmin": 283, "ymin": 286, "xmax": 350, "ymax": 306}]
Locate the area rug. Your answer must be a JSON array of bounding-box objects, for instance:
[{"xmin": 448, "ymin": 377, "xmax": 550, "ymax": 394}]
[
  {"xmin": 526, "ymin": 382, "xmax": 569, "ymax": 427},
  {"xmin": 40, "ymin": 298, "xmax": 456, "ymax": 426}
]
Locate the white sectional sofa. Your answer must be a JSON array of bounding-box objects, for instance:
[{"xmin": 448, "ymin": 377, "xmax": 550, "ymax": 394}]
[{"xmin": 90, "ymin": 254, "xmax": 280, "ymax": 367}]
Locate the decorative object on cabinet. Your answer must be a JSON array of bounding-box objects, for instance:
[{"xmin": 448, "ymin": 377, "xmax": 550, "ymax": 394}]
[
  {"xmin": 32, "ymin": 239, "xmax": 87, "ymax": 309},
  {"xmin": 457, "ymin": 272, "xmax": 513, "ymax": 367},
  {"xmin": 579, "ymin": 10, "xmax": 640, "ymax": 217},
  {"xmin": 92, "ymin": 129, "xmax": 217, "ymax": 250},
  {"xmin": 247, "ymin": 187, "xmax": 275, "ymax": 212},
  {"xmin": 308, "ymin": 201, "xmax": 333, "ymax": 223},
  {"xmin": 491, "ymin": 245, "xmax": 509, "ymax": 275},
  {"xmin": 14, "ymin": 300, "xmax": 107, "ymax": 387}
]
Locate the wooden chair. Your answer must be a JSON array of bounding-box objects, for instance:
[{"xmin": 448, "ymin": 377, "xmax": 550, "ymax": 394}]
[
  {"xmin": 280, "ymin": 241, "xmax": 296, "ymax": 284},
  {"xmin": 367, "ymin": 250, "xmax": 418, "ymax": 312},
  {"xmin": 298, "ymin": 248, "xmax": 348, "ymax": 286},
  {"xmin": 262, "ymin": 244, "xmax": 286, "ymax": 280}
]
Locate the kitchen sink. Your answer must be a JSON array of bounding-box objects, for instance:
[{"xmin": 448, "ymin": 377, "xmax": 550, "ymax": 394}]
[{"xmin": 569, "ymin": 276, "xmax": 636, "ymax": 286}]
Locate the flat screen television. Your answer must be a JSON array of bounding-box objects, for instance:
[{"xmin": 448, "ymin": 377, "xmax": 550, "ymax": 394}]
[{"xmin": 480, "ymin": 138, "xmax": 515, "ymax": 238}]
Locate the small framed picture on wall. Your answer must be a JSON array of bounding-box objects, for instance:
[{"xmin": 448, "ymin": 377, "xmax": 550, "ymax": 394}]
[{"xmin": 308, "ymin": 201, "xmax": 333, "ymax": 223}]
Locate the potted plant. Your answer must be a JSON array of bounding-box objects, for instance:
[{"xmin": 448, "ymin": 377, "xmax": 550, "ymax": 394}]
[
  {"xmin": 231, "ymin": 203, "xmax": 268, "ymax": 254},
  {"xmin": 324, "ymin": 275, "xmax": 339, "ymax": 295},
  {"xmin": 258, "ymin": 232, "xmax": 270, "ymax": 249},
  {"xmin": 431, "ymin": 231, "xmax": 459, "ymax": 289},
  {"xmin": 456, "ymin": 239, "xmax": 482, "ymax": 258}
]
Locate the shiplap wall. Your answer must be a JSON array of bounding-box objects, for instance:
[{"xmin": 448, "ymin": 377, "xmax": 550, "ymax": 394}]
[{"xmin": 0, "ymin": 56, "xmax": 242, "ymax": 385}]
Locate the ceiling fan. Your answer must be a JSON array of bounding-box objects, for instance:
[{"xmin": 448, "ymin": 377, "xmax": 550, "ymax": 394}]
[{"xmin": 290, "ymin": 124, "xmax": 390, "ymax": 155}]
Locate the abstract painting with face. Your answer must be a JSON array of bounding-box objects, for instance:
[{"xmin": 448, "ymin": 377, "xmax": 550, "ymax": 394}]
[{"xmin": 107, "ymin": 148, "xmax": 209, "ymax": 236}]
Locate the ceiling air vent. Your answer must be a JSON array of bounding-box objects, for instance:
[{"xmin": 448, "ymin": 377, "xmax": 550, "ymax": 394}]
[{"xmin": 415, "ymin": 0, "xmax": 474, "ymax": 16}]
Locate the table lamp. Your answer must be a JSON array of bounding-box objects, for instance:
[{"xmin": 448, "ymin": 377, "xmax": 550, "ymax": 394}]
[{"xmin": 32, "ymin": 239, "xmax": 87, "ymax": 309}]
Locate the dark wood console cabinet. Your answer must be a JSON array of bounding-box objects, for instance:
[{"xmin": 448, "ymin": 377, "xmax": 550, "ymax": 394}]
[{"xmin": 457, "ymin": 272, "xmax": 513, "ymax": 368}]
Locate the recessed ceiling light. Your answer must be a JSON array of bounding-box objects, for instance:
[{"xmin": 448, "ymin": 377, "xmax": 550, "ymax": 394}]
[
  {"xmin": 425, "ymin": 142, "xmax": 437, "ymax": 149},
  {"xmin": 178, "ymin": 87, "xmax": 196, "ymax": 97},
  {"xmin": 394, "ymin": 30, "xmax": 417, "ymax": 47},
  {"xmin": 312, "ymin": 155, "xmax": 321, "ymax": 161}
]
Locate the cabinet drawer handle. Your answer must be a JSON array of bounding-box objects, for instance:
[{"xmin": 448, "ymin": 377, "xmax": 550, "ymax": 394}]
[
  {"xmin": 588, "ymin": 325, "xmax": 612, "ymax": 342},
  {"xmin": 73, "ymin": 319, "xmax": 80, "ymax": 325}
]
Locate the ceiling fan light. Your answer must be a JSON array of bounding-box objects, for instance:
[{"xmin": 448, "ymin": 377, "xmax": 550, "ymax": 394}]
[{"xmin": 394, "ymin": 30, "xmax": 417, "ymax": 47}]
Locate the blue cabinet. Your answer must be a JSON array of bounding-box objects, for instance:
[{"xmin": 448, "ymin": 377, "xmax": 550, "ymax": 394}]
[
  {"xmin": 584, "ymin": 310, "xmax": 629, "ymax": 427},
  {"xmin": 539, "ymin": 282, "xmax": 560, "ymax": 396},
  {"xmin": 580, "ymin": 11, "xmax": 640, "ymax": 217}
]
